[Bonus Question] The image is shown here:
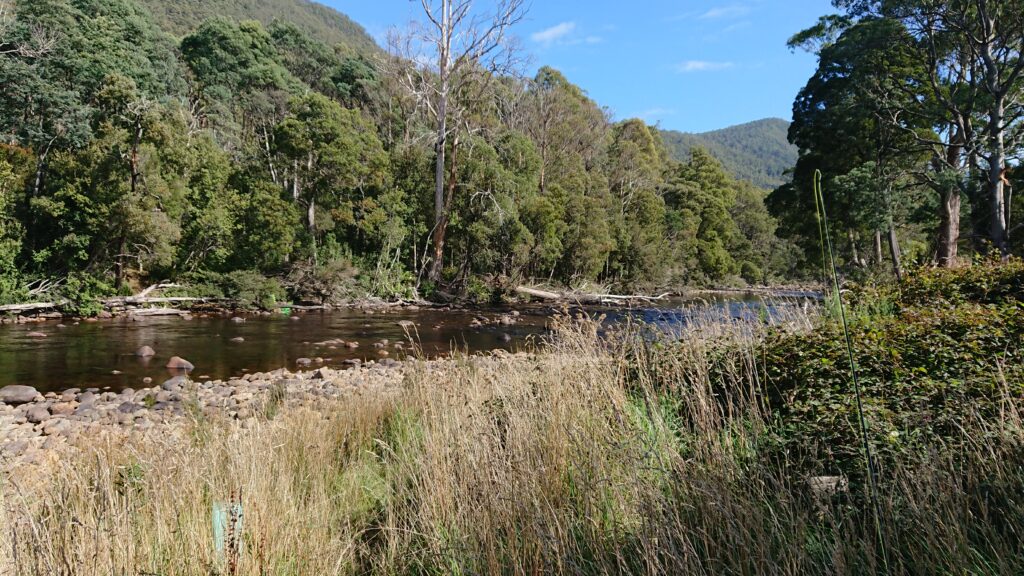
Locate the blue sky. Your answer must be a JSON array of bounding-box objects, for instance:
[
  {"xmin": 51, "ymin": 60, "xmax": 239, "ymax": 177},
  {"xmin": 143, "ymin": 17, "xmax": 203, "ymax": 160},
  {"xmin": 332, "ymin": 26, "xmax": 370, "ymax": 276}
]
[{"xmin": 323, "ymin": 1, "xmax": 834, "ymax": 133}]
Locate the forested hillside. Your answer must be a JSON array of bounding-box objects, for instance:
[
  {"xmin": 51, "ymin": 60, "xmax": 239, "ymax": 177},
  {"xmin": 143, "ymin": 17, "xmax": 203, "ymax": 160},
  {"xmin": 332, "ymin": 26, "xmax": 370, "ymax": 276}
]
[
  {"xmin": 660, "ymin": 119, "xmax": 797, "ymax": 189},
  {"xmin": 0, "ymin": 0, "xmax": 802, "ymax": 310},
  {"xmin": 135, "ymin": 0, "xmax": 378, "ymax": 52}
]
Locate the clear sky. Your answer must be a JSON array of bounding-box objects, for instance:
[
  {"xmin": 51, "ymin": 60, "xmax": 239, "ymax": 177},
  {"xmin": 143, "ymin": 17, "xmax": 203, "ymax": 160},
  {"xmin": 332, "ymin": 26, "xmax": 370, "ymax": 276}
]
[{"xmin": 322, "ymin": 0, "xmax": 835, "ymax": 133}]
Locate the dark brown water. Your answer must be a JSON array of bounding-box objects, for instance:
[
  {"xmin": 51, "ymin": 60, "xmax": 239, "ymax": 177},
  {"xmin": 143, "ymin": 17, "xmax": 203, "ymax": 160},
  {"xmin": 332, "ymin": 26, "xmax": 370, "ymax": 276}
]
[{"xmin": 0, "ymin": 294, "xmax": 811, "ymax": 393}]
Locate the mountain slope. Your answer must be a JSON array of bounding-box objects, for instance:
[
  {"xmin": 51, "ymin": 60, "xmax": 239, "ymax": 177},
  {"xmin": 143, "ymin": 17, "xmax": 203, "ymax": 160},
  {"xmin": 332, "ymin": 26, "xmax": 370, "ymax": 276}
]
[
  {"xmin": 660, "ymin": 118, "xmax": 797, "ymax": 189},
  {"xmin": 135, "ymin": 0, "xmax": 378, "ymax": 53}
]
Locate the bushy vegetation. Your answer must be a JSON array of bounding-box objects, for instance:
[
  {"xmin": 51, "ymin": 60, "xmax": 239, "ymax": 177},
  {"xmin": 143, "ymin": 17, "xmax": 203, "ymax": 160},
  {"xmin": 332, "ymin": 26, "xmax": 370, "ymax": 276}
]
[
  {"xmin": 3, "ymin": 264, "xmax": 1022, "ymax": 574},
  {"xmin": 0, "ymin": 0, "xmax": 802, "ymax": 310}
]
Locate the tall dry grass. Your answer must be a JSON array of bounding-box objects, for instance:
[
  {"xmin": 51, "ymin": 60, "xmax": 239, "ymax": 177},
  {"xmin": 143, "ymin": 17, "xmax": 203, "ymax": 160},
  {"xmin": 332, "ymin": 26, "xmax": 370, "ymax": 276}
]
[{"xmin": 1, "ymin": 305, "xmax": 1022, "ymax": 575}]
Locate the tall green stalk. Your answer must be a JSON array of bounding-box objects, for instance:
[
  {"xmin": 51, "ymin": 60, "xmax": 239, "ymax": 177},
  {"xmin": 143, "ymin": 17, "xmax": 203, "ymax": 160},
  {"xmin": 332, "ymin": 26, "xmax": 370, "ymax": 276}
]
[{"xmin": 814, "ymin": 170, "xmax": 890, "ymax": 571}]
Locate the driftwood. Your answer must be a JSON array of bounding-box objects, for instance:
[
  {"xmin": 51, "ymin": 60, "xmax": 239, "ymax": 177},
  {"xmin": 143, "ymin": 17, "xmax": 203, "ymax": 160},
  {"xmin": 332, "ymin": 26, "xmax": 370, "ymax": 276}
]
[
  {"xmin": 0, "ymin": 301, "xmax": 65, "ymax": 313},
  {"xmin": 275, "ymin": 303, "xmax": 329, "ymax": 310},
  {"xmin": 515, "ymin": 286, "xmax": 562, "ymax": 300},
  {"xmin": 515, "ymin": 286, "xmax": 672, "ymax": 305},
  {"xmin": 128, "ymin": 308, "xmax": 188, "ymax": 317},
  {"xmin": 105, "ymin": 296, "xmax": 206, "ymax": 306}
]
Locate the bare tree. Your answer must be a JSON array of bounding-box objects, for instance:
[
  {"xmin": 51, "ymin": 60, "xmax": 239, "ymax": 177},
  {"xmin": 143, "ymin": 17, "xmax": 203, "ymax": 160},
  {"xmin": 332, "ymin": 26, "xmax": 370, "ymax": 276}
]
[{"xmin": 388, "ymin": 0, "xmax": 527, "ymax": 283}]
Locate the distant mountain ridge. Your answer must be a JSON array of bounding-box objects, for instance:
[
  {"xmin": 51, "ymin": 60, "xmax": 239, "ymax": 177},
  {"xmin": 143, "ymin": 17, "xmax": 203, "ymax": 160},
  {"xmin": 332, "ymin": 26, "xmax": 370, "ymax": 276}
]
[
  {"xmin": 660, "ymin": 118, "xmax": 797, "ymax": 189},
  {"xmin": 135, "ymin": 0, "xmax": 379, "ymax": 53}
]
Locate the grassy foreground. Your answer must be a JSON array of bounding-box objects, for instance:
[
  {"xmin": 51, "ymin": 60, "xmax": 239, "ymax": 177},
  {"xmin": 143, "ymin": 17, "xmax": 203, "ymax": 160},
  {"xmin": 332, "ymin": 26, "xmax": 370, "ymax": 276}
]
[{"xmin": 2, "ymin": 264, "xmax": 1023, "ymax": 575}]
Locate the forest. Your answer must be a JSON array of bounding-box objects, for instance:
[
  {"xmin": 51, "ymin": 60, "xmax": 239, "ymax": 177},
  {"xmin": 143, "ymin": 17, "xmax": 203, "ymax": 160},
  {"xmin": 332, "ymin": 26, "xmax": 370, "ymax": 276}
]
[{"xmin": 0, "ymin": 0, "xmax": 802, "ymax": 310}]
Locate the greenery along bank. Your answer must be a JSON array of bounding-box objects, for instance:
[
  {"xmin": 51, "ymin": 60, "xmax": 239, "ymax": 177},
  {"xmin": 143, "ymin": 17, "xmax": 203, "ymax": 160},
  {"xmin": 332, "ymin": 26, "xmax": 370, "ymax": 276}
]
[{"xmin": 0, "ymin": 0, "xmax": 801, "ymax": 311}]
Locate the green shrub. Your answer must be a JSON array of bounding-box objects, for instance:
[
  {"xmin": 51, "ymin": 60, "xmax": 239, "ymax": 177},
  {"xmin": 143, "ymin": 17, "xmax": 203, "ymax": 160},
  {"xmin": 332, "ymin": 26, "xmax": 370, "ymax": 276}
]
[
  {"xmin": 900, "ymin": 258, "xmax": 1024, "ymax": 307},
  {"xmin": 222, "ymin": 270, "xmax": 286, "ymax": 309},
  {"xmin": 59, "ymin": 273, "xmax": 115, "ymax": 317},
  {"xmin": 761, "ymin": 295, "xmax": 1024, "ymax": 475},
  {"xmin": 181, "ymin": 270, "xmax": 286, "ymax": 310}
]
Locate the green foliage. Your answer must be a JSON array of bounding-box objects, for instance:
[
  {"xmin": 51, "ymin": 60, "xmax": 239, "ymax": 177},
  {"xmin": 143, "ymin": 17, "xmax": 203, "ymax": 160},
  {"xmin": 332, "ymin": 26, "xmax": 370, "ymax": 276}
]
[
  {"xmin": 899, "ymin": 258, "xmax": 1024, "ymax": 307},
  {"xmin": 760, "ymin": 263, "xmax": 1024, "ymax": 476},
  {"xmin": 59, "ymin": 273, "xmax": 115, "ymax": 317}
]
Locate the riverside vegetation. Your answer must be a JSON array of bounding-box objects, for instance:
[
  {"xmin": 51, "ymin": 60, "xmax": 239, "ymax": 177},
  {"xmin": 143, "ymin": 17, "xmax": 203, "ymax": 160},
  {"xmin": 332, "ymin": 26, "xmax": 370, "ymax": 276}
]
[{"xmin": 1, "ymin": 261, "xmax": 1022, "ymax": 574}]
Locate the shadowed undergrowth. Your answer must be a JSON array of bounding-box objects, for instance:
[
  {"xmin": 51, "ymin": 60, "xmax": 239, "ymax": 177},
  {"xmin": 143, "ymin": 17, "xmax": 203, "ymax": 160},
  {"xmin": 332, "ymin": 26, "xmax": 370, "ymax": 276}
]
[{"xmin": 2, "ymin": 264, "xmax": 1023, "ymax": 575}]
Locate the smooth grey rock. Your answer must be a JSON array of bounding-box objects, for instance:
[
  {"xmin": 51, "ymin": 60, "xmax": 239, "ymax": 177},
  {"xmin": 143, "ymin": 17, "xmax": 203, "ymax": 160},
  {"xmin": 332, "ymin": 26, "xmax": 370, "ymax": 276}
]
[
  {"xmin": 161, "ymin": 375, "xmax": 188, "ymax": 391},
  {"xmin": 135, "ymin": 345, "xmax": 156, "ymax": 357},
  {"xmin": 230, "ymin": 337, "xmax": 245, "ymax": 343},
  {"xmin": 117, "ymin": 402, "xmax": 144, "ymax": 414},
  {"xmin": 25, "ymin": 405, "xmax": 50, "ymax": 424},
  {"xmin": 296, "ymin": 358, "xmax": 313, "ymax": 367},
  {"xmin": 0, "ymin": 385, "xmax": 39, "ymax": 405}
]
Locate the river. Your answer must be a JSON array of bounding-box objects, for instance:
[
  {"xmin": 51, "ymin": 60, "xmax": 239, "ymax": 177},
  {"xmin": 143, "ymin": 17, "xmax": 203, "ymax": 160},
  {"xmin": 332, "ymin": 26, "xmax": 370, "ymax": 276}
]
[{"xmin": 0, "ymin": 293, "xmax": 812, "ymax": 393}]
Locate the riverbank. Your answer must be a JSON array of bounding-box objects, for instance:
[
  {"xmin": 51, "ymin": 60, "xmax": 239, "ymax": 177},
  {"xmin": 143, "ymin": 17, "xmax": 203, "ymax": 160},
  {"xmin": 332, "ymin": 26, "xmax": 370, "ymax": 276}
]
[{"xmin": 2, "ymin": 262, "xmax": 1021, "ymax": 574}]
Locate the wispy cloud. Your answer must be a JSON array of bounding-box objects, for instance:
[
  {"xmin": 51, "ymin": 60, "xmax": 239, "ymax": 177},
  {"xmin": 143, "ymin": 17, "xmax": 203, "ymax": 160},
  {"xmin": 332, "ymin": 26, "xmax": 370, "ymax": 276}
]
[
  {"xmin": 634, "ymin": 107, "xmax": 677, "ymax": 121},
  {"xmin": 531, "ymin": 22, "xmax": 576, "ymax": 46},
  {"xmin": 675, "ymin": 60, "xmax": 735, "ymax": 73},
  {"xmin": 531, "ymin": 22, "xmax": 605, "ymax": 48},
  {"xmin": 699, "ymin": 4, "xmax": 751, "ymax": 19}
]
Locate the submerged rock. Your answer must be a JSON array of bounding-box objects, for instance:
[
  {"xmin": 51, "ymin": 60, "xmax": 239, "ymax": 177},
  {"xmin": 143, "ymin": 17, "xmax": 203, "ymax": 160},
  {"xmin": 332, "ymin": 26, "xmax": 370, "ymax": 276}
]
[
  {"xmin": 166, "ymin": 356, "xmax": 194, "ymax": 370},
  {"xmin": 135, "ymin": 346, "xmax": 156, "ymax": 357}
]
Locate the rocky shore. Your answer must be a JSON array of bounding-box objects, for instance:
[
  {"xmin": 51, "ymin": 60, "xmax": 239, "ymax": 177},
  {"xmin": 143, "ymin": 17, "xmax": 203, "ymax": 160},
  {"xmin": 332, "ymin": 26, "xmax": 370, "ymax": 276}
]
[{"xmin": 0, "ymin": 352, "xmax": 515, "ymax": 472}]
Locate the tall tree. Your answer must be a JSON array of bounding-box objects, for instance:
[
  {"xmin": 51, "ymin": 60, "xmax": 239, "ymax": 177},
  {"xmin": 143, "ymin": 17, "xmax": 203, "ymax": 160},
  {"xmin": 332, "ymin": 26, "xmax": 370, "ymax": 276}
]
[{"xmin": 388, "ymin": 0, "xmax": 527, "ymax": 283}]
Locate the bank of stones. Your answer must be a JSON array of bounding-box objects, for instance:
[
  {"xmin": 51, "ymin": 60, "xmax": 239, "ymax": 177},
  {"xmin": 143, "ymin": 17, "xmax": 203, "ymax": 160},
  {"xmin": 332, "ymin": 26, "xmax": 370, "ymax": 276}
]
[{"xmin": 0, "ymin": 352, "xmax": 525, "ymax": 472}]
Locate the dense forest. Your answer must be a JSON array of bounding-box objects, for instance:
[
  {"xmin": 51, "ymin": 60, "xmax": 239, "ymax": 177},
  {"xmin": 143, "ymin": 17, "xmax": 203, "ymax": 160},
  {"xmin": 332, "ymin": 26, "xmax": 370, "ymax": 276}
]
[
  {"xmin": 0, "ymin": 0, "xmax": 802, "ymax": 308},
  {"xmin": 660, "ymin": 118, "xmax": 798, "ymax": 189}
]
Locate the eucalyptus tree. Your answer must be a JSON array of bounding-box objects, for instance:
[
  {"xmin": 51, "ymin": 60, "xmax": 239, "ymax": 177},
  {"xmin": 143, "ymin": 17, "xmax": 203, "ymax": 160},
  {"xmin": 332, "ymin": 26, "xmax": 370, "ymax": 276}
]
[
  {"xmin": 387, "ymin": 0, "xmax": 527, "ymax": 283},
  {"xmin": 809, "ymin": 0, "xmax": 1024, "ymax": 261}
]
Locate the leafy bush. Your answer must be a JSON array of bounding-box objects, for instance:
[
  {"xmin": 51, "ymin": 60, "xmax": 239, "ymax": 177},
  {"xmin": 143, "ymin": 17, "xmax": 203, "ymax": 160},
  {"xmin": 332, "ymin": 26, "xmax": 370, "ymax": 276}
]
[
  {"xmin": 285, "ymin": 258, "xmax": 361, "ymax": 304},
  {"xmin": 59, "ymin": 273, "xmax": 115, "ymax": 317},
  {"xmin": 899, "ymin": 258, "xmax": 1024, "ymax": 307},
  {"xmin": 181, "ymin": 270, "xmax": 286, "ymax": 309}
]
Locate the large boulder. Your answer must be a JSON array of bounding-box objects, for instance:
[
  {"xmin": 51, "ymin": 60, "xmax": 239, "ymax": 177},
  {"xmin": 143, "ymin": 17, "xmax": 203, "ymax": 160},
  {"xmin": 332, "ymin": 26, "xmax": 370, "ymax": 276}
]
[
  {"xmin": 0, "ymin": 385, "xmax": 39, "ymax": 405},
  {"xmin": 135, "ymin": 346, "xmax": 156, "ymax": 357},
  {"xmin": 166, "ymin": 356, "xmax": 194, "ymax": 370}
]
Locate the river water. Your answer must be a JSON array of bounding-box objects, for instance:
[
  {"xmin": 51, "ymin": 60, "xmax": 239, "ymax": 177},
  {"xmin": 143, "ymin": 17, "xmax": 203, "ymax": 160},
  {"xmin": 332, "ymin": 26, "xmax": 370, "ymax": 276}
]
[{"xmin": 0, "ymin": 294, "xmax": 811, "ymax": 393}]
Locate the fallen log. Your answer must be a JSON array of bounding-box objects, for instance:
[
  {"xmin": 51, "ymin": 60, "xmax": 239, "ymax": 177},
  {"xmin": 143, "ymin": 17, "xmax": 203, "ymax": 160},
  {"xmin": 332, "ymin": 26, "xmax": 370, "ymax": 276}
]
[
  {"xmin": 516, "ymin": 286, "xmax": 672, "ymax": 304},
  {"xmin": 0, "ymin": 302, "xmax": 66, "ymax": 313},
  {"xmin": 515, "ymin": 286, "xmax": 563, "ymax": 301},
  {"xmin": 128, "ymin": 308, "xmax": 188, "ymax": 317}
]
